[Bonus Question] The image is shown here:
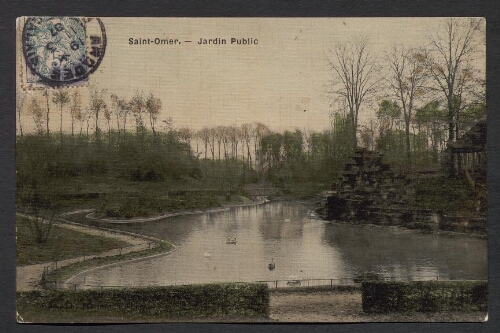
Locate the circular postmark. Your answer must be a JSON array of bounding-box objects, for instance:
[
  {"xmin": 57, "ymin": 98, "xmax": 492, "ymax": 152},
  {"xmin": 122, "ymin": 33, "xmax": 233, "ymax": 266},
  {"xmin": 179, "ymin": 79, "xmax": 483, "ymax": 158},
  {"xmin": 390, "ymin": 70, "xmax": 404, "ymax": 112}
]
[{"xmin": 22, "ymin": 17, "xmax": 106, "ymax": 86}]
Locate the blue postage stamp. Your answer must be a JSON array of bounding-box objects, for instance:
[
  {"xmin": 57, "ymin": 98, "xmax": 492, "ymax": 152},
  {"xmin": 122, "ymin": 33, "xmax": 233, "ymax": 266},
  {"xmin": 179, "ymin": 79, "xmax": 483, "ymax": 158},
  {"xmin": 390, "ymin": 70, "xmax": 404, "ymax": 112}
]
[{"xmin": 20, "ymin": 17, "xmax": 106, "ymax": 88}]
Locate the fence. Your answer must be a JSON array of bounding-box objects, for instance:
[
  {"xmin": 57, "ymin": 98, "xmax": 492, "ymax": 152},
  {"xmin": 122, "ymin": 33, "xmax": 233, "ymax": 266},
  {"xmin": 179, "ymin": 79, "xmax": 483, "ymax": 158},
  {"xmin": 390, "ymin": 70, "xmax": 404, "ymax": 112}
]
[
  {"xmin": 40, "ymin": 240, "xmax": 157, "ymax": 286},
  {"xmin": 256, "ymin": 275, "xmax": 488, "ymax": 290},
  {"xmin": 42, "ymin": 274, "xmax": 487, "ymax": 291}
]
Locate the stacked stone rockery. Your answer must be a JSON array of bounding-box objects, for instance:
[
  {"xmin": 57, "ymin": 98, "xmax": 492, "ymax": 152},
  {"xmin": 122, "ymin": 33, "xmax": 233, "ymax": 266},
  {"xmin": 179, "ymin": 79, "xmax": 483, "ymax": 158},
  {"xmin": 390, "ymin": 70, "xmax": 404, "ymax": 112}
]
[{"xmin": 317, "ymin": 148, "xmax": 438, "ymax": 229}]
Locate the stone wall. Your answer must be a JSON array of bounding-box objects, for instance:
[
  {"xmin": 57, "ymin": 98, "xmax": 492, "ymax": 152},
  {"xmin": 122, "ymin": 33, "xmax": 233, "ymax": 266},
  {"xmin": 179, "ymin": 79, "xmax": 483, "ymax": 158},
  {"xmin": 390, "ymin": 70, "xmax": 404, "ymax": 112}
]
[{"xmin": 316, "ymin": 148, "xmax": 438, "ymax": 229}]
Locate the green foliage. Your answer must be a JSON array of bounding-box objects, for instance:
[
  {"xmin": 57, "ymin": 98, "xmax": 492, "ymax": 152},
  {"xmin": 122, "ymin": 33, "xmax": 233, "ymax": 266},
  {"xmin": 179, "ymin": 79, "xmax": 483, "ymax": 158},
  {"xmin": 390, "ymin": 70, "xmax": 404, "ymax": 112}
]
[
  {"xmin": 362, "ymin": 281, "xmax": 487, "ymax": 313},
  {"xmin": 415, "ymin": 176, "xmax": 486, "ymax": 215},
  {"xmin": 460, "ymin": 102, "xmax": 486, "ymax": 125},
  {"xmin": 100, "ymin": 191, "xmax": 220, "ymax": 218},
  {"xmin": 18, "ymin": 283, "xmax": 270, "ymax": 319},
  {"xmin": 261, "ymin": 114, "xmax": 355, "ymax": 190},
  {"xmin": 16, "ymin": 131, "xmax": 202, "ymax": 214},
  {"xmin": 377, "ymin": 100, "xmax": 402, "ymax": 126}
]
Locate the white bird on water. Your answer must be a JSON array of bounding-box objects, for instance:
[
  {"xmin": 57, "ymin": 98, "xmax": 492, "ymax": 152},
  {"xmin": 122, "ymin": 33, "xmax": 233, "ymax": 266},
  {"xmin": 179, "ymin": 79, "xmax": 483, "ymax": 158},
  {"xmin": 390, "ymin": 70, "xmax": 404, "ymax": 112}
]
[{"xmin": 203, "ymin": 251, "xmax": 212, "ymax": 258}]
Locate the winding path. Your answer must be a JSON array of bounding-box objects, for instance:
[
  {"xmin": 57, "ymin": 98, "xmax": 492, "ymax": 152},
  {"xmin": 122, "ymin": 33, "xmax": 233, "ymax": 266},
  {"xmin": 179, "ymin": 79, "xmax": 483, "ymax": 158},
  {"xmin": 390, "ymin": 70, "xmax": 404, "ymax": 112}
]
[{"xmin": 16, "ymin": 210, "xmax": 171, "ymax": 291}]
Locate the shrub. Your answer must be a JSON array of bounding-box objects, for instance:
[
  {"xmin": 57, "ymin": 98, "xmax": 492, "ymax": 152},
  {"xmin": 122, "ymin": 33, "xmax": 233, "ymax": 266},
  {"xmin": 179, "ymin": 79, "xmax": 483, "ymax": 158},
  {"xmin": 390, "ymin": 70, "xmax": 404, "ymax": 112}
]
[
  {"xmin": 362, "ymin": 280, "xmax": 487, "ymax": 313},
  {"xmin": 17, "ymin": 283, "xmax": 270, "ymax": 319}
]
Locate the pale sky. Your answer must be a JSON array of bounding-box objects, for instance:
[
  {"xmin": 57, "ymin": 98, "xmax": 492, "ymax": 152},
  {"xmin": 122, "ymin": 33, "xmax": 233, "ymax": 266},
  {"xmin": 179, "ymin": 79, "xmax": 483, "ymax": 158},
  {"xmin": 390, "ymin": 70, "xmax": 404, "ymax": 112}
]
[{"xmin": 17, "ymin": 17, "xmax": 485, "ymax": 133}]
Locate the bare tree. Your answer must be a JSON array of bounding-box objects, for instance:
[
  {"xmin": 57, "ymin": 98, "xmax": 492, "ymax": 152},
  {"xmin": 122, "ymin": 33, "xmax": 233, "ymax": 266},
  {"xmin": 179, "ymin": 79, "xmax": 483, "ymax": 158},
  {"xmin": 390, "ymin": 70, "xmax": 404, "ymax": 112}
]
[
  {"xmin": 75, "ymin": 105, "xmax": 86, "ymax": 138},
  {"xmin": 69, "ymin": 91, "xmax": 82, "ymax": 138},
  {"xmin": 386, "ymin": 47, "xmax": 428, "ymax": 163},
  {"xmin": 52, "ymin": 89, "xmax": 70, "ymax": 142},
  {"xmin": 328, "ymin": 37, "xmax": 380, "ymax": 147},
  {"xmin": 145, "ymin": 93, "xmax": 162, "ymax": 137},
  {"xmin": 104, "ymin": 103, "xmax": 112, "ymax": 139},
  {"xmin": 220, "ymin": 126, "xmax": 231, "ymax": 160},
  {"xmin": 121, "ymin": 99, "xmax": 131, "ymax": 134},
  {"xmin": 26, "ymin": 208, "xmax": 59, "ymax": 244},
  {"xmin": 89, "ymin": 86, "xmax": 108, "ymax": 139},
  {"xmin": 110, "ymin": 93, "xmax": 121, "ymax": 135},
  {"xmin": 426, "ymin": 18, "xmax": 485, "ymax": 144},
  {"xmin": 42, "ymin": 88, "xmax": 51, "ymax": 136},
  {"xmin": 85, "ymin": 110, "xmax": 93, "ymax": 140},
  {"xmin": 27, "ymin": 97, "xmax": 44, "ymax": 135},
  {"xmin": 253, "ymin": 122, "xmax": 270, "ymax": 169},
  {"xmin": 228, "ymin": 125, "xmax": 241, "ymax": 160},
  {"xmin": 130, "ymin": 91, "xmax": 145, "ymax": 133},
  {"xmin": 214, "ymin": 126, "xmax": 225, "ymax": 161},
  {"xmin": 241, "ymin": 123, "xmax": 253, "ymax": 168},
  {"xmin": 198, "ymin": 127, "xmax": 211, "ymax": 160},
  {"xmin": 178, "ymin": 127, "xmax": 194, "ymax": 156}
]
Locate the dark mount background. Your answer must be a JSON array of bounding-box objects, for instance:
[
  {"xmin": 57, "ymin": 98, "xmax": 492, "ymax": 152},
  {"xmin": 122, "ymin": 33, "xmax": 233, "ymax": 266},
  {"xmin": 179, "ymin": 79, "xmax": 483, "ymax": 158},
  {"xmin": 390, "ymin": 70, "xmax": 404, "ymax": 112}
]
[{"xmin": 1, "ymin": 1, "xmax": 499, "ymax": 332}]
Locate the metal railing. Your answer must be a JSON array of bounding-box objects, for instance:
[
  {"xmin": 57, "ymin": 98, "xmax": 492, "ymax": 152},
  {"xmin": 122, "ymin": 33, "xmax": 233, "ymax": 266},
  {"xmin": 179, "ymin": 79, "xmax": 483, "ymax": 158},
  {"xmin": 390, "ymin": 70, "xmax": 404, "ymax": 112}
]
[
  {"xmin": 39, "ymin": 240, "xmax": 158, "ymax": 288},
  {"xmin": 42, "ymin": 275, "xmax": 488, "ymax": 291}
]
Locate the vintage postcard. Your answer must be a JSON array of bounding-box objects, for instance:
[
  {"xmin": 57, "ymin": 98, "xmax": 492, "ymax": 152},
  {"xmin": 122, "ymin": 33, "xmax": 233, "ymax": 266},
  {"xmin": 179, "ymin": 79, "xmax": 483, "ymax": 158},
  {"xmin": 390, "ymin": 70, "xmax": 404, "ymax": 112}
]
[{"xmin": 16, "ymin": 17, "xmax": 487, "ymax": 323}]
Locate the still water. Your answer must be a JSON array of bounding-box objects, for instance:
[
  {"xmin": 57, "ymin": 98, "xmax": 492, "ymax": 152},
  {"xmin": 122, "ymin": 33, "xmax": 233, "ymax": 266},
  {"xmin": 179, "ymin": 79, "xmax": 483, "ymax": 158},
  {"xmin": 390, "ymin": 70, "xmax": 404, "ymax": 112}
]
[{"xmin": 72, "ymin": 202, "xmax": 487, "ymax": 287}]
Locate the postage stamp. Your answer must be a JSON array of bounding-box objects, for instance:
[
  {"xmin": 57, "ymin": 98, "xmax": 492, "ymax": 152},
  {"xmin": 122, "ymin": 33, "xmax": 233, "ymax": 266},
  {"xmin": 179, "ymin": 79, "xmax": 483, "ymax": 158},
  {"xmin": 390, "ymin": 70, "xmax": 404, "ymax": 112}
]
[
  {"xmin": 20, "ymin": 17, "xmax": 106, "ymax": 89},
  {"xmin": 15, "ymin": 17, "xmax": 487, "ymax": 324}
]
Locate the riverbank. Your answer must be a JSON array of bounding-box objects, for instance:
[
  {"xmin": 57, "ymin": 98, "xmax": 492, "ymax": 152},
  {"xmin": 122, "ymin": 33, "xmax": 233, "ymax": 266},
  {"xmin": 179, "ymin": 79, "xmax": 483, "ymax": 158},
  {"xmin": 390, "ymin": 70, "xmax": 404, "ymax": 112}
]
[
  {"xmin": 85, "ymin": 197, "xmax": 269, "ymax": 224},
  {"xmin": 16, "ymin": 213, "xmax": 175, "ymax": 291},
  {"xmin": 320, "ymin": 218, "xmax": 488, "ymax": 239}
]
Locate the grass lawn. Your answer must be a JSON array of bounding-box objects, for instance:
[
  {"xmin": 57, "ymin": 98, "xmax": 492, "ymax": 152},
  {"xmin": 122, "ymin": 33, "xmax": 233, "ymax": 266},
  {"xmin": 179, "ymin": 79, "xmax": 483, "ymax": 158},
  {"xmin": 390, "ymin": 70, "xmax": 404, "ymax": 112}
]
[{"xmin": 16, "ymin": 216, "xmax": 128, "ymax": 265}]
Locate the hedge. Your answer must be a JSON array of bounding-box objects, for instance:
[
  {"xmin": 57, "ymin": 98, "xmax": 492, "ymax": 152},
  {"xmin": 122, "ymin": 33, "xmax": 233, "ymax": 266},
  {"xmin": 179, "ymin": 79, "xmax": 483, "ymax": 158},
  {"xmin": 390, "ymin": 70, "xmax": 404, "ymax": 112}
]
[
  {"xmin": 17, "ymin": 283, "xmax": 270, "ymax": 319},
  {"xmin": 362, "ymin": 280, "xmax": 487, "ymax": 313}
]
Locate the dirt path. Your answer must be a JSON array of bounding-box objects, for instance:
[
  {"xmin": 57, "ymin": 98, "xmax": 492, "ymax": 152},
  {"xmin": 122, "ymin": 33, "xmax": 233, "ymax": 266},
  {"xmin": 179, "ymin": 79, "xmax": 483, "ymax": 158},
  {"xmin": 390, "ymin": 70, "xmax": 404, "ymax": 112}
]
[
  {"xmin": 17, "ymin": 211, "xmax": 161, "ymax": 291},
  {"xmin": 269, "ymin": 290, "xmax": 488, "ymax": 322}
]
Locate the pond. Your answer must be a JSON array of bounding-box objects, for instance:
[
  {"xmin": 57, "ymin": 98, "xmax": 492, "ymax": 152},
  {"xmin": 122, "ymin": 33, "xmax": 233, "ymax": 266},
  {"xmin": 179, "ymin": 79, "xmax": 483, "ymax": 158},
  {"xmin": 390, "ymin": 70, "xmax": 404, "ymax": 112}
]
[{"xmin": 71, "ymin": 202, "xmax": 487, "ymax": 288}]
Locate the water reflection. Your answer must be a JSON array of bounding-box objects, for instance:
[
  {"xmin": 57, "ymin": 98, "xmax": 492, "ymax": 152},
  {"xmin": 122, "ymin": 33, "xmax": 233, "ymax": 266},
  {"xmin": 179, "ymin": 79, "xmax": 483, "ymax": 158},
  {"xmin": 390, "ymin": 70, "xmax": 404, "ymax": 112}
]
[{"xmin": 74, "ymin": 202, "xmax": 487, "ymax": 288}]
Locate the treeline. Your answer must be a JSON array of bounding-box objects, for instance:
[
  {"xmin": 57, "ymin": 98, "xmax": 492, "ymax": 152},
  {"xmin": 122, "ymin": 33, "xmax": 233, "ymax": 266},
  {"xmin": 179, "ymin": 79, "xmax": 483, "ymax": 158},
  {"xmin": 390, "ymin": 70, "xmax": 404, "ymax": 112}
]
[
  {"xmin": 366, "ymin": 98, "xmax": 486, "ymax": 165},
  {"xmin": 327, "ymin": 18, "xmax": 486, "ymax": 171},
  {"xmin": 17, "ymin": 87, "xmax": 165, "ymax": 141}
]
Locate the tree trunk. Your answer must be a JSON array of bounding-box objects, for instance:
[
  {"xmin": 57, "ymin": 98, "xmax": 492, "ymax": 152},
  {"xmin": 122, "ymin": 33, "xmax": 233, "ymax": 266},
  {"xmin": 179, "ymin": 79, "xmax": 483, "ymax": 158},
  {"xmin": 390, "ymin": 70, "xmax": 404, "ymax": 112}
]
[
  {"xmin": 405, "ymin": 121, "xmax": 411, "ymax": 164},
  {"xmin": 60, "ymin": 105, "xmax": 63, "ymax": 143},
  {"xmin": 45, "ymin": 95, "xmax": 50, "ymax": 137}
]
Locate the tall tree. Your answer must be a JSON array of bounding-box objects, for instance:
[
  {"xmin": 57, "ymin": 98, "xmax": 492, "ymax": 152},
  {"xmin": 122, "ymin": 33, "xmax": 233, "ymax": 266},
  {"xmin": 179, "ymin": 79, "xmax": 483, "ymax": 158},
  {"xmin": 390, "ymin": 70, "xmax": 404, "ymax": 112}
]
[
  {"xmin": 207, "ymin": 127, "xmax": 216, "ymax": 160},
  {"xmin": 104, "ymin": 103, "xmax": 112, "ymax": 139},
  {"xmin": 386, "ymin": 47, "xmax": 428, "ymax": 163},
  {"xmin": 415, "ymin": 100, "xmax": 447, "ymax": 162},
  {"xmin": 214, "ymin": 126, "xmax": 225, "ymax": 161},
  {"xmin": 130, "ymin": 91, "xmax": 145, "ymax": 133},
  {"xmin": 178, "ymin": 127, "xmax": 194, "ymax": 156},
  {"xmin": 89, "ymin": 86, "xmax": 108, "ymax": 139},
  {"xmin": 240, "ymin": 124, "xmax": 253, "ymax": 168},
  {"xmin": 253, "ymin": 122, "xmax": 270, "ymax": 169},
  {"xmin": 27, "ymin": 97, "xmax": 44, "ymax": 135},
  {"xmin": 377, "ymin": 100, "xmax": 402, "ymax": 132},
  {"xmin": 328, "ymin": 37, "xmax": 380, "ymax": 147},
  {"xmin": 198, "ymin": 127, "xmax": 211, "ymax": 160},
  {"xmin": 145, "ymin": 93, "xmax": 162, "ymax": 137},
  {"xmin": 110, "ymin": 93, "xmax": 121, "ymax": 135},
  {"xmin": 426, "ymin": 18, "xmax": 485, "ymax": 145},
  {"xmin": 376, "ymin": 100, "xmax": 403, "ymax": 154},
  {"xmin": 69, "ymin": 91, "xmax": 82, "ymax": 138},
  {"xmin": 42, "ymin": 88, "xmax": 51, "ymax": 136},
  {"xmin": 52, "ymin": 89, "xmax": 70, "ymax": 142}
]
